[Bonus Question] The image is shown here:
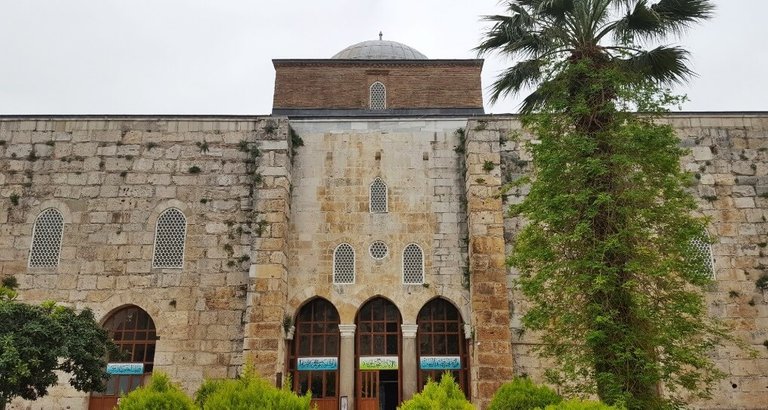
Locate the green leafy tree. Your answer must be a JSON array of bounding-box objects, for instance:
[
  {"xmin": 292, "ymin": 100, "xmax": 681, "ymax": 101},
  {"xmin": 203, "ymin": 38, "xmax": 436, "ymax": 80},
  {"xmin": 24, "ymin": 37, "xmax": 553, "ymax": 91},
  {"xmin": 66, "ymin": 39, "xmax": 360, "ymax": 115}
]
[
  {"xmin": 0, "ymin": 279, "xmax": 113, "ymax": 409},
  {"xmin": 476, "ymin": 1, "xmax": 736, "ymax": 409},
  {"xmin": 398, "ymin": 373, "xmax": 475, "ymax": 410},
  {"xmin": 118, "ymin": 372, "xmax": 195, "ymax": 410}
]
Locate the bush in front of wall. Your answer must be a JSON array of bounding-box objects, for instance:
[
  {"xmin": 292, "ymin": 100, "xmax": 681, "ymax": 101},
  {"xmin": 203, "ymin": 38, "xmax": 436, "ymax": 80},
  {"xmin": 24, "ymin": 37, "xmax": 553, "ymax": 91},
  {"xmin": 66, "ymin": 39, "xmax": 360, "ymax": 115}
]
[
  {"xmin": 488, "ymin": 377, "xmax": 562, "ymax": 410},
  {"xmin": 117, "ymin": 372, "xmax": 195, "ymax": 410},
  {"xmin": 194, "ymin": 361, "xmax": 311, "ymax": 410},
  {"xmin": 399, "ymin": 372, "xmax": 475, "ymax": 410}
]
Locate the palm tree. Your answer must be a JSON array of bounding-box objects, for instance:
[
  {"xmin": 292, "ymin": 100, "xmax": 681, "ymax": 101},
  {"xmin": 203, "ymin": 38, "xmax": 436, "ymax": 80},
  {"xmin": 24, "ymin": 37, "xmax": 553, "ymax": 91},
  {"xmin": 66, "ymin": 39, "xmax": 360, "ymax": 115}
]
[
  {"xmin": 476, "ymin": 1, "xmax": 717, "ymax": 408},
  {"xmin": 476, "ymin": 0, "xmax": 713, "ymax": 114}
]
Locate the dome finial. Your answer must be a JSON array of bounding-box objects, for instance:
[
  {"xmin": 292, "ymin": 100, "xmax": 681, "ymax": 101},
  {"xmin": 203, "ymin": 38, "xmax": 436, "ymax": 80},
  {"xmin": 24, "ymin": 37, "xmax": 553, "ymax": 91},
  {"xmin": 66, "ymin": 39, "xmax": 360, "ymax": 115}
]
[{"xmin": 379, "ymin": 31, "xmax": 383, "ymax": 41}]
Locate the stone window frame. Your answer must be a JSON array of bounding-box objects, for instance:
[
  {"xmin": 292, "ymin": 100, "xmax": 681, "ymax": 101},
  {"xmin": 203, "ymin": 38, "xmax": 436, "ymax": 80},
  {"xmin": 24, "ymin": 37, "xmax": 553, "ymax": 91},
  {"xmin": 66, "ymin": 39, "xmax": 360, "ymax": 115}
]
[
  {"xmin": 369, "ymin": 81, "xmax": 386, "ymax": 110},
  {"xmin": 28, "ymin": 207, "xmax": 65, "ymax": 268},
  {"xmin": 402, "ymin": 243, "xmax": 425, "ymax": 285},
  {"xmin": 333, "ymin": 243, "xmax": 356, "ymax": 284},
  {"xmin": 369, "ymin": 177, "xmax": 388, "ymax": 213},
  {"xmin": 369, "ymin": 240, "xmax": 389, "ymax": 260},
  {"xmin": 151, "ymin": 208, "xmax": 187, "ymax": 269}
]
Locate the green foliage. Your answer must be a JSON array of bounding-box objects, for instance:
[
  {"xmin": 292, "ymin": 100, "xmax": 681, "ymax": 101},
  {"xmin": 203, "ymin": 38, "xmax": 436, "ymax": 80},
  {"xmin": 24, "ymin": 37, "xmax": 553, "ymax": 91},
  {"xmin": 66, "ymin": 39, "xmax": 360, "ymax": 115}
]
[
  {"xmin": 487, "ymin": 377, "xmax": 561, "ymax": 410},
  {"xmin": 194, "ymin": 362, "xmax": 311, "ymax": 410},
  {"xmin": 0, "ymin": 285, "xmax": 113, "ymax": 407},
  {"xmin": 196, "ymin": 140, "xmax": 210, "ymax": 153},
  {"xmin": 9, "ymin": 193, "xmax": 19, "ymax": 206},
  {"xmin": 118, "ymin": 372, "xmax": 195, "ymax": 410},
  {"xmin": 542, "ymin": 398, "xmax": 622, "ymax": 410},
  {"xmin": 756, "ymin": 274, "xmax": 768, "ymax": 291},
  {"xmin": 188, "ymin": 166, "xmax": 202, "ymax": 174},
  {"xmin": 477, "ymin": 1, "xmax": 730, "ymax": 408},
  {"xmin": 507, "ymin": 65, "xmax": 736, "ymax": 409},
  {"xmin": 399, "ymin": 373, "xmax": 474, "ymax": 410},
  {"xmin": 483, "ymin": 161, "xmax": 495, "ymax": 172},
  {"xmin": 290, "ymin": 127, "xmax": 304, "ymax": 148}
]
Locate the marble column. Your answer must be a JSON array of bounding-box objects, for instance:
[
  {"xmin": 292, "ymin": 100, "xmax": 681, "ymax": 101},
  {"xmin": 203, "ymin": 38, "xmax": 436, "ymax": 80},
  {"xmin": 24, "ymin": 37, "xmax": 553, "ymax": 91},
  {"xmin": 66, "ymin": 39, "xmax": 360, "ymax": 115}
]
[
  {"xmin": 401, "ymin": 324, "xmax": 419, "ymax": 401},
  {"xmin": 338, "ymin": 324, "xmax": 356, "ymax": 409}
]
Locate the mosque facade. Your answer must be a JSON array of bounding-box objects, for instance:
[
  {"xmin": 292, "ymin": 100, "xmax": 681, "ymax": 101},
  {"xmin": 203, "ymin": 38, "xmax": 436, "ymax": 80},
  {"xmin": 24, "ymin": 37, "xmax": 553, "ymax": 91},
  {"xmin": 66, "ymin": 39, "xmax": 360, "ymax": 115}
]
[{"xmin": 1, "ymin": 39, "xmax": 767, "ymax": 410}]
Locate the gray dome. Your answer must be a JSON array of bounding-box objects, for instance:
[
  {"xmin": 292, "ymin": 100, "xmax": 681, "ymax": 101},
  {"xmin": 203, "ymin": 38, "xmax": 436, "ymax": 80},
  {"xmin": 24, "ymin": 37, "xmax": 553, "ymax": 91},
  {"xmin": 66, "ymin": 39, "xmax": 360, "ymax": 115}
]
[{"xmin": 331, "ymin": 40, "xmax": 427, "ymax": 60}]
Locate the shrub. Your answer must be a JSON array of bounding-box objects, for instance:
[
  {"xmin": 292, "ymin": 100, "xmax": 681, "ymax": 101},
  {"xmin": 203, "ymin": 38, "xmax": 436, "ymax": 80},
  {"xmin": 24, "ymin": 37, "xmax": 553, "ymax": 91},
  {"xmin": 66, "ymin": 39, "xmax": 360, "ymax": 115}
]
[
  {"xmin": 399, "ymin": 373, "xmax": 474, "ymax": 410},
  {"xmin": 118, "ymin": 372, "xmax": 195, "ymax": 410},
  {"xmin": 543, "ymin": 398, "xmax": 622, "ymax": 410},
  {"xmin": 195, "ymin": 363, "xmax": 311, "ymax": 410},
  {"xmin": 488, "ymin": 378, "xmax": 561, "ymax": 410}
]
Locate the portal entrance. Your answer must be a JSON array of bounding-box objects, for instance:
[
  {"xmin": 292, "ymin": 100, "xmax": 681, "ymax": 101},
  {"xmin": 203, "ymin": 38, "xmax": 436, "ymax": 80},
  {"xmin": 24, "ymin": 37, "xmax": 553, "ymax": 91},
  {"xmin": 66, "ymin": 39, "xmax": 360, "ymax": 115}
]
[
  {"xmin": 289, "ymin": 298, "xmax": 340, "ymax": 410},
  {"xmin": 355, "ymin": 297, "xmax": 402, "ymax": 410},
  {"xmin": 89, "ymin": 305, "xmax": 156, "ymax": 410}
]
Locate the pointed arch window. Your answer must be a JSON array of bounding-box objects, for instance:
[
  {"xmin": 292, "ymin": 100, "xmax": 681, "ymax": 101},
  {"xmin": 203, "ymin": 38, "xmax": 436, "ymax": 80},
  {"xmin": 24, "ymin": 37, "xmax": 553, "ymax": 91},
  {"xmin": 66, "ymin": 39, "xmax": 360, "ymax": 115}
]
[
  {"xmin": 152, "ymin": 208, "xmax": 187, "ymax": 269},
  {"xmin": 403, "ymin": 243, "xmax": 424, "ymax": 284},
  {"xmin": 369, "ymin": 81, "xmax": 386, "ymax": 110},
  {"xmin": 28, "ymin": 208, "xmax": 64, "ymax": 268},
  {"xmin": 369, "ymin": 178, "xmax": 388, "ymax": 213},
  {"xmin": 333, "ymin": 244, "xmax": 355, "ymax": 284}
]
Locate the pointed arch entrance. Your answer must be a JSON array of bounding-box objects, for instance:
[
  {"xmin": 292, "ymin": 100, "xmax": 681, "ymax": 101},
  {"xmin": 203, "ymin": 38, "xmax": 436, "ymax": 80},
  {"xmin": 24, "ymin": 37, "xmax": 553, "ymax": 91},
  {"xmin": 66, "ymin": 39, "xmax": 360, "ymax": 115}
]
[
  {"xmin": 416, "ymin": 298, "xmax": 470, "ymax": 397},
  {"xmin": 355, "ymin": 297, "xmax": 402, "ymax": 410},
  {"xmin": 288, "ymin": 298, "xmax": 340, "ymax": 410},
  {"xmin": 89, "ymin": 305, "xmax": 157, "ymax": 410}
]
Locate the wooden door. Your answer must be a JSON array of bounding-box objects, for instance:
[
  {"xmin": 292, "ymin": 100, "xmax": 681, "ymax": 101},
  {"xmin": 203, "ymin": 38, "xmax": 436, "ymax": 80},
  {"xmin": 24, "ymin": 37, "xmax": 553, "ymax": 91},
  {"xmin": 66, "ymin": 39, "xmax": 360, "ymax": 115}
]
[{"xmin": 358, "ymin": 371, "xmax": 379, "ymax": 410}]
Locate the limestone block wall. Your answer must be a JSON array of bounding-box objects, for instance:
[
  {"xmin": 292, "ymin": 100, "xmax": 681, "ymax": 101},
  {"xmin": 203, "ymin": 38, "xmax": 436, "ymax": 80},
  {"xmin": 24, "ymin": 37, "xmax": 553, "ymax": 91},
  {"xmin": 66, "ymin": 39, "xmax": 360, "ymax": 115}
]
[
  {"xmin": 0, "ymin": 117, "xmax": 282, "ymax": 408},
  {"xmin": 463, "ymin": 120, "xmax": 514, "ymax": 408},
  {"xmin": 496, "ymin": 114, "xmax": 768, "ymax": 409},
  {"xmin": 243, "ymin": 119, "xmax": 293, "ymax": 380},
  {"xmin": 286, "ymin": 119, "xmax": 471, "ymax": 325}
]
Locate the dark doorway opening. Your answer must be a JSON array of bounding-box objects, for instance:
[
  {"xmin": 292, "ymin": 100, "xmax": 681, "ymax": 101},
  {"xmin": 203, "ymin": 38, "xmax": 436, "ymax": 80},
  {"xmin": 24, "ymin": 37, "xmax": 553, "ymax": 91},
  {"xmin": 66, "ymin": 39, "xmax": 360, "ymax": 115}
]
[{"xmin": 379, "ymin": 370, "xmax": 399, "ymax": 410}]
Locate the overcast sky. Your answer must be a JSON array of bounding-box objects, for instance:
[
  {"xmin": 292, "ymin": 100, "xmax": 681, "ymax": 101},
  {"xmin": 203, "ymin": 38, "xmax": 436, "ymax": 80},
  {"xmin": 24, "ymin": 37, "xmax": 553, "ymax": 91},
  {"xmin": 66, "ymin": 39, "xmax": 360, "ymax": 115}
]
[{"xmin": 0, "ymin": 0, "xmax": 764, "ymax": 115}]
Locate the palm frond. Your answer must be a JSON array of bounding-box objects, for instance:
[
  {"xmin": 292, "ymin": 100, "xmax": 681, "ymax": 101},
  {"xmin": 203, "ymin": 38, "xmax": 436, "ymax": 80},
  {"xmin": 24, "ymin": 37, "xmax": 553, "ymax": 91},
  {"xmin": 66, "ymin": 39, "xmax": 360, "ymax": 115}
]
[
  {"xmin": 618, "ymin": 46, "xmax": 694, "ymax": 85},
  {"xmin": 612, "ymin": 0, "xmax": 662, "ymax": 42},
  {"xmin": 489, "ymin": 59, "xmax": 546, "ymax": 104},
  {"xmin": 651, "ymin": 0, "xmax": 715, "ymax": 36}
]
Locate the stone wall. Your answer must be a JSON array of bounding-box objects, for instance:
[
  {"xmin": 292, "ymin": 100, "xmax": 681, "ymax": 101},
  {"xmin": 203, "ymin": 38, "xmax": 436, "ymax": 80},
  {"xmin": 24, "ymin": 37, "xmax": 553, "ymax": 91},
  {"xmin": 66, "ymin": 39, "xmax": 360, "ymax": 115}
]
[
  {"xmin": 286, "ymin": 118, "xmax": 471, "ymax": 325},
  {"xmin": 463, "ymin": 119, "xmax": 514, "ymax": 408},
  {"xmin": 495, "ymin": 114, "xmax": 768, "ymax": 409},
  {"xmin": 286, "ymin": 118, "xmax": 472, "ymax": 407},
  {"xmin": 272, "ymin": 61, "xmax": 484, "ymax": 110},
  {"xmin": 0, "ymin": 117, "xmax": 284, "ymax": 408}
]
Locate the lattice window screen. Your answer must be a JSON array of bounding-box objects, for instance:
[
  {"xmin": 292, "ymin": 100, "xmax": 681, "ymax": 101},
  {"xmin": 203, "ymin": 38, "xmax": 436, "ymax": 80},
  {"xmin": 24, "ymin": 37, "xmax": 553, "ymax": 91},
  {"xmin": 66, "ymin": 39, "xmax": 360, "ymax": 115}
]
[
  {"xmin": 370, "ymin": 82, "xmax": 386, "ymax": 110},
  {"xmin": 403, "ymin": 243, "xmax": 424, "ymax": 284},
  {"xmin": 152, "ymin": 208, "xmax": 187, "ymax": 268},
  {"xmin": 689, "ymin": 234, "xmax": 715, "ymax": 278},
  {"xmin": 28, "ymin": 208, "xmax": 64, "ymax": 268},
  {"xmin": 333, "ymin": 244, "xmax": 355, "ymax": 284},
  {"xmin": 369, "ymin": 241, "xmax": 388, "ymax": 260},
  {"xmin": 370, "ymin": 178, "xmax": 388, "ymax": 213}
]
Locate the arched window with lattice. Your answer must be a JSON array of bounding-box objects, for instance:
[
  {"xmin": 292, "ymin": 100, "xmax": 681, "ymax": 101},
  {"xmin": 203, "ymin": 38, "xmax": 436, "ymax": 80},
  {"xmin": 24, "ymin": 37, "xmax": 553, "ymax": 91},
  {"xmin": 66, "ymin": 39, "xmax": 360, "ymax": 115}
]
[
  {"xmin": 369, "ymin": 81, "xmax": 386, "ymax": 110},
  {"xmin": 152, "ymin": 208, "xmax": 187, "ymax": 269},
  {"xmin": 689, "ymin": 231, "xmax": 715, "ymax": 279},
  {"xmin": 28, "ymin": 208, "xmax": 64, "ymax": 268},
  {"xmin": 369, "ymin": 178, "xmax": 388, "ymax": 213},
  {"xmin": 403, "ymin": 243, "xmax": 424, "ymax": 284},
  {"xmin": 333, "ymin": 244, "xmax": 355, "ymax": 284}
]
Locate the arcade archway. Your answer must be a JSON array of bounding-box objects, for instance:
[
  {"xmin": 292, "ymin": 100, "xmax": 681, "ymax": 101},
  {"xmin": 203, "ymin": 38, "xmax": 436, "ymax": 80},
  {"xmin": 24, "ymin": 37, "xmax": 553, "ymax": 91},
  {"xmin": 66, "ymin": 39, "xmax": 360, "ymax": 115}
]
[
  {"xmin": 89, "ymin": 305, "xmax": 156, "ymax": 410},
  {"xmin": 288, "ymin": 298, "xmax": 340, "ymax": 410},
  {"xmin": 355, "ymin": 297, "xmax": 402, "ymax": 410},
  {"xmin": 416, "ymin": 298, "xmax": 470, "ymax": 397}
]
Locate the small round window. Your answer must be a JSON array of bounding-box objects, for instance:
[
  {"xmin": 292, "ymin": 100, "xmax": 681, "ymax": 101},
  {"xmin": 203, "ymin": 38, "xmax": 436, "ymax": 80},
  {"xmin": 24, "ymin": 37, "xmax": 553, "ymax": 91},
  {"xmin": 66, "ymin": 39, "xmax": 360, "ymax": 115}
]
[{"xmin": 369, "ymin": 241, "xmax": 388, "ymax": 260}]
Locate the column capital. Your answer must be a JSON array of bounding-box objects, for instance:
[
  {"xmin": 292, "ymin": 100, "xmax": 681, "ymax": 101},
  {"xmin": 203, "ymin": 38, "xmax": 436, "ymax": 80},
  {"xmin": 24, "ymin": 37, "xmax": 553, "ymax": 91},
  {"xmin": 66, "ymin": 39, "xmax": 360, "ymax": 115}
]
[
  {"xmin": 338, "ymin": 324, "xmax": 356, "ymax": 338},
  {"xmin": 401, "ymin": 324, "xmax": 418, "ymax": 338}
]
